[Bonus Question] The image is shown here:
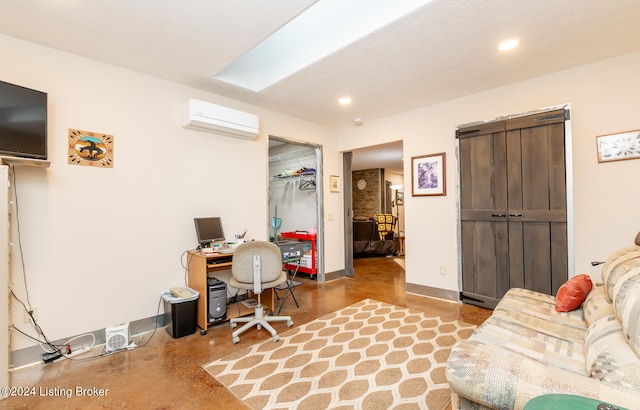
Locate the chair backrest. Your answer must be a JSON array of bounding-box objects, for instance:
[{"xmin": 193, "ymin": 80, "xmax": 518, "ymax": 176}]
[{"xmin": 231, "ymin": 241, "xmax": 283, "ymax": 287}]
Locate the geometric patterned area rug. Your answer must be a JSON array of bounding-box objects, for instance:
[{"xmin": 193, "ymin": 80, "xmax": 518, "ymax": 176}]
[{"xmin": 204, "ymin": 299, "xmax": 477, "ymax": 409}]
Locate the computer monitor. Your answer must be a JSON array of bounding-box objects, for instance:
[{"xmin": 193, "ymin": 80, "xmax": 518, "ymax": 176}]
[{"xmin": 194, "ymin": 217, "xmax": 225, "ymax": 247}]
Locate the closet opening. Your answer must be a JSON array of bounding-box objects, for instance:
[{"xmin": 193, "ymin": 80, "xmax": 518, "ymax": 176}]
[{"xmin": 268, "ymin": 135, "xmax": 324, "ymax": 283}]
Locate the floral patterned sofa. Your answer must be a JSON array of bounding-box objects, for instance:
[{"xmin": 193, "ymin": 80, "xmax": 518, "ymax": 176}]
[{"xmin": 446, "ymin": 232, "xmax": 640, "ymax": 409}]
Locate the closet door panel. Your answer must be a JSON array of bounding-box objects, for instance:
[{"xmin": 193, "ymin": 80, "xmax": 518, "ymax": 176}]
[
  {"xmin": 548, "ymin": 123, "xmax": 567, "ymax": 210},
  {"xmin": 461, "ymin": 221, "xmax": 509, "ymax": 299},
  {"xmin": 505, "ymin": 130, "xmax": 522, "ymax": 212},
  {"xmin": 548, "ymin": 123, "xmax": 568, "ymax": 294},
  {"xmin": 551, "ymin": 223, "xmax": 568, "ymax": 293},
  {"xmin": 495, "ymin": 222, "xmax": 511, "ymax": 297},
  {"xmin": 506, "ymin": 122, "xmax": 567, "ymax": 296},
  {"xmin": 521, "ymin": 126, "xmax": 551, "ymax": 211},
  {"xmin": 459, "ymin": 134, "xmax": 505, "ymax": 211},
  {"xmin": 507, "ymin": 221, "xmax": 524, "ymax": 289},
  {"xmin": 523, "ymin": 222, "xmax": 553, "ymax": 294},
  {"xmin": 461, "ymin": 222, "xmax": 496, "ymax": 297},
  {"xmin": 459, "ymin": 134, "xmax": 495, "ymax": 298},
  {"xmin": 459, "ymin": 130, "xmax": 508, "ymax": 305}
]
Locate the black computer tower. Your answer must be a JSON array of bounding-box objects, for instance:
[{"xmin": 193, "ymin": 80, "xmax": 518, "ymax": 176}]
[{"xmin": 208, "ymin": 277, "xmax": 227, "ymax": 321}]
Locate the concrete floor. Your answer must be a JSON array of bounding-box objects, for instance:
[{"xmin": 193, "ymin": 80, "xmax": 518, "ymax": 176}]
[{"xmin": 6, "ymin": 256, "xmax": 491, "ymax": 409}]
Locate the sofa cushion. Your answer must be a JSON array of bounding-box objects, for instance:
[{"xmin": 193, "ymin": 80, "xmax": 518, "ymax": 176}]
[
  {"xmin": 555, "ymin": 274, "xmax": 593, "ymax": 312},
  {"xmin": 585, "ymin": 317, "xmax": 640, "ymax": 390},
  {"xmin": 601, "ymin": 245, "xmax": 640, "ymax": 357},
  {"xmin": 469, "ymin": 288, "xmax": 587, "ymax": 375},
  {"xmin": 447, "ymin": 340, "xmax": 640, "ymax": 409},
  {"xmin": 583, "ymin": 284, "xmax": 613, "ymax": 327},
  {"xmin": 584, "ymin": 285, "xmax": 640, "ymax": 391}
]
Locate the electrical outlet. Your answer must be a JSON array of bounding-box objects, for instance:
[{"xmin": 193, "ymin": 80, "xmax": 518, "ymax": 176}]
[
  {"xmin": 439, "ymin": 266, "xmax": 446, "ymax": 276},
  {"xmin": 24, "ymin": 306, "xmax": 38, "ymax": 323}
]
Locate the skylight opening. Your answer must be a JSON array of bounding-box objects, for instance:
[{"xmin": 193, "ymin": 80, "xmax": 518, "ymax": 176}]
[{"xmin": 214, "ymin": 0, "xmax": 433, "ymax": 92}]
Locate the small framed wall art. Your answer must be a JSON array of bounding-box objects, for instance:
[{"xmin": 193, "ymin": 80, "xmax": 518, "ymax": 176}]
[
  {"xmin": 68, "ymin": 129, "xmax": 114, "ymax": 168},
  {"xmin": 330, "ymin": 175, "xmax": 340, "ymax": 192},
  {"xmin": 596, "ymin": 129, "xmax": 640, "ymax": 163},
  {"xmin": 411, "ymin": 152, "xmax": 446, "ymax": 196}
]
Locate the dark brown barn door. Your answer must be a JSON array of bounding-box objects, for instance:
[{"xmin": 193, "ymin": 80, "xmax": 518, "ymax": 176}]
[{"xmin": 458, "ymin": 109, "xmax": 568, "ymax": 308}]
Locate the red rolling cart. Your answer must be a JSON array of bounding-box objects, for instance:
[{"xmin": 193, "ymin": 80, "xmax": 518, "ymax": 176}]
[{"xmin": 281, "ymin": 231, "xmax": 317, "ymax": 277}]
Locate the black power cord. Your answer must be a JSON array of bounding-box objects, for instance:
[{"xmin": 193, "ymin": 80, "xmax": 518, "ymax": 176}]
[
  {"xmin": 135, "ymin": 294, "xmax": 164, "ymax": 347},
  {"xmin": 9, "ymin": 165, "xmax": 63, "ymax": 358}
]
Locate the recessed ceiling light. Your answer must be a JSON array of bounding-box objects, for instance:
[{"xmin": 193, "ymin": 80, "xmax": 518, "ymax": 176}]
[
  {"xmin": 498, "ymin": 39, "xmax": 520, "ymax": 51},
  {"xmin": 214, "ymin": 0, "xmax": 433, "ymax": 92},
  {"xmin": 339, "ymin": 97, "xmax": 352, "ymax": 105}
]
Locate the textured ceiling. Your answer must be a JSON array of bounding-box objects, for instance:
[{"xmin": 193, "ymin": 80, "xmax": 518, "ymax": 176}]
[{"xmin": 2, "ymin": 0, "xmax": 640, "ymax": 172}]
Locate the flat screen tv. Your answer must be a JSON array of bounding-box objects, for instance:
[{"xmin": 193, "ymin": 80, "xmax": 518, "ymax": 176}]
[
  {"xmin": 0, "ymin": 80, "xmax": 48, "ymax": 160},
  {"xmin": 194, "ymin": 217, "xmax": 225, "ymax": 247}
]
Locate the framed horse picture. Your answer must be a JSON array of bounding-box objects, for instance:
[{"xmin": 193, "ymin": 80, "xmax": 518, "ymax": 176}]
[{"xmin": 68, "ymin": 129, "xmax": 114, "ymax": 168}]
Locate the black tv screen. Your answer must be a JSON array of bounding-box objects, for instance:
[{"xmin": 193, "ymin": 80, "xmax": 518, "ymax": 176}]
[{"xmin": 0, "ymin": 80, "xmax": 47, "ymax": 160}]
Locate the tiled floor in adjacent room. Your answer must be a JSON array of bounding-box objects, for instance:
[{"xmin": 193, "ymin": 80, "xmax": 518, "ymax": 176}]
[{"xmin": 6, "ymin": 256, "xmax": 492, "ymax": 409}]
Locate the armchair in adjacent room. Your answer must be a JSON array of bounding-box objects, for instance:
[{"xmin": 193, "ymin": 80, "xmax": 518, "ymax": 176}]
[{"xmin": 229, "ymin": 241, "xmax": 294, "ymax": 344}]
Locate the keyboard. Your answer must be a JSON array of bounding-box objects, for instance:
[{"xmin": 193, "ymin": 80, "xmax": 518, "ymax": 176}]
[{"xmin": 208, "ymin": 256, "xmax": 233, "ymax": 264}]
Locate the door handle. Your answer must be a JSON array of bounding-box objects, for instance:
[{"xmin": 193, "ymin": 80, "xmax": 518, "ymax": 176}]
[
  {"xmin": 509, "ymin": 214, "xmax": 524, "ymax": 217},
  {"xmin": 491, "ymin": 213, "xmax": 506, "ymax": 217}
]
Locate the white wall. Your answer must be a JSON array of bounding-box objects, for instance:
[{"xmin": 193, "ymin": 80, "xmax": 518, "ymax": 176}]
[
  {"xmin": 338, "ymin": 51, "xmax": 640, "ymax": 293},
  {"xmin": 1, "ymin": 34, "xmax": 343, "ymax": 351},
  {"xmin": 5, "ymin": 31, "xmax": 638, "ymax": 351}
]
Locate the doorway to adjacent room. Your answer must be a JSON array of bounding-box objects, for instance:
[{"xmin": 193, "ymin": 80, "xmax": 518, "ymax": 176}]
[{"xmin": 343, "ymin": 140, "xmax": 405, "ymax": 278}]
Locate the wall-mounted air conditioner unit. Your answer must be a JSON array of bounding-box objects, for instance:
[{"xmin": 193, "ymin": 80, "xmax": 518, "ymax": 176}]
[{"xmin": 181, "ymin": 99, "xmax": 259, "ymax": 140}]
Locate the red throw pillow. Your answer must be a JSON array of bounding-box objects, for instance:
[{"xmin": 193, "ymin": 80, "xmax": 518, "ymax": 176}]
[{"xmin": 555, "ymin": 274, "xmax": 593, "ymax": 312}]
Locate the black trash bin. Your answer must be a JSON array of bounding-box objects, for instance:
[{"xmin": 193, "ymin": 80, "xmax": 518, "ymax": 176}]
[{"xmin": 163, "ymin": 288, "xmax": 199, "ymax": 338}]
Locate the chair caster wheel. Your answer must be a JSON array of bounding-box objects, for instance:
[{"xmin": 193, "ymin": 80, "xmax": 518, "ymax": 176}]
[
  {"xmin": 230, "ymin": 322, "xmax": 237, "ymax": 329},
  {"xmin": 232, "ymin": 336, "xmax": 240, "ymax": 344},
  {"xmin": 272, "ymin": 335, "xmax": 279, "ymax": 342},
  {"xmin": 200, "ymin": 329, "xmax": 207, "ymax": 336},
  {"xmin": 287, "ymin": 320, "xmax": 294, "ymax": 327},
  {"xmin": 257, "ymin": 324, "xmax": 262, "ymax": 330}
]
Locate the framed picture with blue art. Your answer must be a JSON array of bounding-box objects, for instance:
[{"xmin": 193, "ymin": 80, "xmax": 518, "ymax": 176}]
[{"xmin": 411, "ymin": 152, "xmax": 446, "ymax": 196}]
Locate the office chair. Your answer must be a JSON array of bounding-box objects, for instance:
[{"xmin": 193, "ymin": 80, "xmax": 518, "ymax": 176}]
[{"xmin": 229, "ymin": 241, "xmax": 294, "ymax": 344}]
